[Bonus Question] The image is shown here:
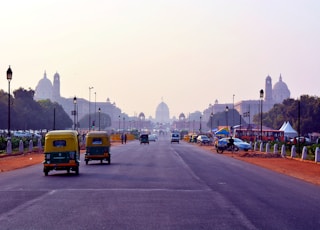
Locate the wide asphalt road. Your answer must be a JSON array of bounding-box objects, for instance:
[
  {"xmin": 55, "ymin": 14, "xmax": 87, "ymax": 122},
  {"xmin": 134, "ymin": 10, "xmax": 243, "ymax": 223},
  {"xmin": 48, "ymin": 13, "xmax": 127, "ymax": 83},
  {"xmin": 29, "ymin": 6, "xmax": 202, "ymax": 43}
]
[{"xmin": 0, "ymin": 135, "xmax": 320, "ymax": 230}]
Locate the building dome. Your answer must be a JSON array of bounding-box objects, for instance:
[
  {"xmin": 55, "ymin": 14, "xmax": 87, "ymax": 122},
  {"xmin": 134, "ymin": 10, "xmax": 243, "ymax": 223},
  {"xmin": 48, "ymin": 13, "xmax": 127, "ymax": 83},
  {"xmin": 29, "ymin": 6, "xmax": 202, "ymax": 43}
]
[
  {"xmin": 179, "ymin": 113, "xmax": 185, "ymax": 120},
  {"xmin": 139, "ymin": 112, "xmax": 145, "ymax": 119},
  {"xmin": 34, "ymin": 71, "xmax": 53, "ymax": 101},
  {"xmin": 272, "ymin": 75, "xmax": 290, "ymax": 103},
  {"xmin": 155, "ymin": 101, "xmax": 170, "ymax": 123}
]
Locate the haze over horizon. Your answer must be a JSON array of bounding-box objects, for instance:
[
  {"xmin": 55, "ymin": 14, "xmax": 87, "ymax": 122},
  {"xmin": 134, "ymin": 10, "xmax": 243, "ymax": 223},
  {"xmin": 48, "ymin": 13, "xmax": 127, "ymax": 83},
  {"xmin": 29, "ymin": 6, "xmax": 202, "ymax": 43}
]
[{"xmin": 1, "ymin": 0, "xmax": 319, "ymax": 118}]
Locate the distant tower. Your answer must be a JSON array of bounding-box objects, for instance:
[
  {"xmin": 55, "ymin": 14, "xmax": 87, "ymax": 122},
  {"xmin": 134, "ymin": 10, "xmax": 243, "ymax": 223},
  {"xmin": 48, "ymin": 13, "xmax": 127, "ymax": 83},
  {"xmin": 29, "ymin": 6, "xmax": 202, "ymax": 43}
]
[
  {"xmin": 265, "ymin": 75, "xmax": 273, "ymax": 103},
  {"xmin": 52, "ymin": 72, "xmax": 61, "ymax": 102}
]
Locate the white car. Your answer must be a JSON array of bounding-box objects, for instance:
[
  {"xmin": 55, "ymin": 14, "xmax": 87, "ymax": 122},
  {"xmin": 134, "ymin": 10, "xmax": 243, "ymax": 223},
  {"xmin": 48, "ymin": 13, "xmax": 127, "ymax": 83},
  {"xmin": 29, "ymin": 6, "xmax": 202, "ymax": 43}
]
[
  {"xmin": 13, "ymin": 131, "xmax": 33, "ymax": 138},
  {"xmin": 148, "ymin": 134, "xmax": 157, "ymax": 142},
  {"xmin": 196, "ymin": 135, "xmax": 211, "ymax": 145}
]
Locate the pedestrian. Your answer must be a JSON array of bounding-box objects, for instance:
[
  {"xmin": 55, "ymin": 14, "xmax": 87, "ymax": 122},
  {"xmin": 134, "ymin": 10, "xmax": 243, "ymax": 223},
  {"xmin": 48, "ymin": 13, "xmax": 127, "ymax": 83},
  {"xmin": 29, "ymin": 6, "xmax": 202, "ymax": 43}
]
[{"xmin": 121, "ymin": 133, "xmax": 124, "ymax": 144}]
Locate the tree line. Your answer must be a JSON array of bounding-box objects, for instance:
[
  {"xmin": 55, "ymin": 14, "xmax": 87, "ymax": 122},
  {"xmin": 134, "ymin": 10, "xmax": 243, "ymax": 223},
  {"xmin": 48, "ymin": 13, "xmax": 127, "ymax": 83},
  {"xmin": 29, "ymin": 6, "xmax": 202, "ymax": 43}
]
[
  {"xmin": 0, "ymin": 88, "xmax": 72, "ymax": 130},
  {"xmin": 0, "ymin": 87, "xmax": 113, "ymax": 132},
  {"xmin": 206, "ymin": 95, "xmax": 319, "ymax": 137},
  {"xmin": 255, "ymin": 95, "xmax": 320, "ymax": 136}
]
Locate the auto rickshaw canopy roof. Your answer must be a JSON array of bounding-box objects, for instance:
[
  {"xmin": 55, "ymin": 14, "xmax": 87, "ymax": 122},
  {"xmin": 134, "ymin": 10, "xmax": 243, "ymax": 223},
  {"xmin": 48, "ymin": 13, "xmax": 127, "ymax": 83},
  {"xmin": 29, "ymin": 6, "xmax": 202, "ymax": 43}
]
[
  {"xmin": 44, "ymin": 130, "xmax": 79, "ymax": 152},
  {"xmin": 86, "ymin": 131, "xmax": 110, "ymax": 146}
]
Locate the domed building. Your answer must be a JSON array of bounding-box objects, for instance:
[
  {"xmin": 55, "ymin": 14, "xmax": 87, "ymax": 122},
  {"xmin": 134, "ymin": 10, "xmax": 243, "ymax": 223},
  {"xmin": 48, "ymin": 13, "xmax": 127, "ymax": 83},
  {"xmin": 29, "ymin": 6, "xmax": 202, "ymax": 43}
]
[
  {"xmin": 272, "ymin": 75, "xmax": 290, "ymax": 103},
  {"xmin": 155, "ymin": 101, "xmax": 170, "ymax": 124},
  {"xmin": 34, "ymin": 72, "xmax": 53, "ymax": 101},
  {"xmin": 207, "ymin": 74, "xmax": 292, "ymax": 128}
]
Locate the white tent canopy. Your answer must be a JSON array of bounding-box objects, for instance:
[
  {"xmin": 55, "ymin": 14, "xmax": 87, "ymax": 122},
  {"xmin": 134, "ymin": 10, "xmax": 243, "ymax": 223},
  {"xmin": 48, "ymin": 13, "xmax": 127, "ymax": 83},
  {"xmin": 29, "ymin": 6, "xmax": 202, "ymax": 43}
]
[
  {"xmin": 279, "ymin": 121, "xmax": 287, "ymax": 131},
  {"xmin": 279, "ymin": 121, "xmax": 298, "ymax": 138}
]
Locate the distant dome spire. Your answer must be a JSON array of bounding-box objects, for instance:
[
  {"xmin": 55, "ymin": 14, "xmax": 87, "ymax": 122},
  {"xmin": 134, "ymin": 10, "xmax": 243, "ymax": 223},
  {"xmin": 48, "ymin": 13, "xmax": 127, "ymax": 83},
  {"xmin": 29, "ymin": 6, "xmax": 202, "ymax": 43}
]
[
  {"xmin": 155, "ymin": 101, "xmax": 170, "ymax": 123},
  {"xmin": 34, "ymin": 71, "xmax": 53, "ymax": 101},
  {"xmin": 272, "ymin": 74, "xmax": 290, "ymax": 103}
]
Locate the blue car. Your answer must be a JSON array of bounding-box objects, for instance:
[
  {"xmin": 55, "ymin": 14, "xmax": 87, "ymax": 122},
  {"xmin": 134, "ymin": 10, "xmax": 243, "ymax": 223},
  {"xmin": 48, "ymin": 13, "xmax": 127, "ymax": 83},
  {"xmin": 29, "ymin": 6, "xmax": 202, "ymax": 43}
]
[{"xmin": 217, "ymin": 137, "xmax": 251, "ymax": 152}]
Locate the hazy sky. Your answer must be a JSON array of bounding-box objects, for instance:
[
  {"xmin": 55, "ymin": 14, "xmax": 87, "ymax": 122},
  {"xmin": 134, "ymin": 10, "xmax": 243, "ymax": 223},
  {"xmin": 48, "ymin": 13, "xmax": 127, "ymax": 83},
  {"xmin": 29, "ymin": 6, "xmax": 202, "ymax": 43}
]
[{"xmin": 0, "ymin": 0, "xmax": 319, "ymax": 118}]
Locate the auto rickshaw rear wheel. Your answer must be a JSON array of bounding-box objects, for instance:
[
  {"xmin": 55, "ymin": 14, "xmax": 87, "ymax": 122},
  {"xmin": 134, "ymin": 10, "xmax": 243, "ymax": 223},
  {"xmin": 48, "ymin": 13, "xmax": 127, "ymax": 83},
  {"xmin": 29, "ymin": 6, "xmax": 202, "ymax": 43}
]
[{"xmin": 75, "ymin": 167, "xmax": 79, "ymax": 175}]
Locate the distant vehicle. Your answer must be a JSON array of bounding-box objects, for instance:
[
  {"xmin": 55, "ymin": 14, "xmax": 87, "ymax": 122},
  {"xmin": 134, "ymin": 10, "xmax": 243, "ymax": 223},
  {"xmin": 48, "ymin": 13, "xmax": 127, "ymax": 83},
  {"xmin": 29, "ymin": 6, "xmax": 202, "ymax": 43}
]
[
  {"xmin": 140, "ymin": 134, "xmax": 149, "ymax": 144},
  {"xmin": 148, "ymin": 134, "xmax": 157, "ymax": 142},
  {"xmin": 189, "ymin": 134, "xmax": 198, "ymax": 143},
  {"xmin": 216, "ymin": 137, "xmax": 251, "ymax": 152},
  {"xmin": 171, "ymin": 133, "xmax": 180, "ymax": 143},
  {"xmin": 290, "ymin": 136, "xmax": 311, "ymax": 145},
  {"xmin": 196, "ymin": 135, "xmax": 211, "ymax": 145},
  {"xmin": 85, "ymin": 131, "xmax": 111, "ymax": 165},
  {"xmin": 13, "ymin": 131, "xmax": 32, "ymax": 138},
  {"xmin": 234, "ymin": 128, "xmax": 285, "ymax": 142}
]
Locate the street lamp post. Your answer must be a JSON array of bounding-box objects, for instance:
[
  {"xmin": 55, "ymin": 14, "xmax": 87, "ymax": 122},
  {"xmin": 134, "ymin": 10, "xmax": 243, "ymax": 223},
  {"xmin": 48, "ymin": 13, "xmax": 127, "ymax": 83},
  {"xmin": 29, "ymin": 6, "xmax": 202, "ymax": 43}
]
[
  {"xmin": 239, "ymin": 115, "xmax": 242, "ymax": 139},
  {"xmin": 260, "ymin": 89, "xmax": 264, "ymax": 142},
  {"xmin": 98, "ymin": 107, "xmax": 101, "ymax": 131},
  {"xmin": 53, "ymin": 107, "xmax": 56, "ymax": 130},
  {"xmin": 94, "ymin": 92, "xmax": 96, "ymax": 128},
  {"xmin": 89, "ymin": 87, "xmax": 93, "ymax": 131},
  {"xmin": 7, "ymin": 66, "xmax": 12, "ymax": 138},
  {"xmin": 210, "ymin": 112, "xmax": 213, "ymax": 133},
  {"xmin": 233, "ymin": 94, "xmax": 235, "ymax": 128},
  {"xmin": 193, "ymin": 120, "xmax": 195, "ymax": 134},
  {"xmin": 118, "ymin": 115, "xmax": 121, "ymax": 133},
  {"xmin": 298, "ymin": 97, "xmax": 301, "ymax": 153},
  {"xmin": 225, "ymin": 106, "xmax": 229, "ymax": 131},
  {"xmin": 199, "ymin": 116, "xmax": 202, "ymax": 133},
  {"xmin": 73, "ymin": 96, "xmax": 77, "ymax": 130}
]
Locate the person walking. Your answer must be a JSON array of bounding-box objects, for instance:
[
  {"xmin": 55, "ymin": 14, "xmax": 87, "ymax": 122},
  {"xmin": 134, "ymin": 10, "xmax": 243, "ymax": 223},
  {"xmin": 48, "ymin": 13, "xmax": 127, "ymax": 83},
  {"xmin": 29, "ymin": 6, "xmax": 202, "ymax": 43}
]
[{"xmin": 124, "ymin": 133, "xmax": 127, "ymax": 144}]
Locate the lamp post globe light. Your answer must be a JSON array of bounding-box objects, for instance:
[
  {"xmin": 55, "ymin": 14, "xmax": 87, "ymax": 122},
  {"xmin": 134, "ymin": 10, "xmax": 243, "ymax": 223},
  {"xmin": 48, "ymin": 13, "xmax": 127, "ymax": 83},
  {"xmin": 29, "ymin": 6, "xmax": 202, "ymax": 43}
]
[
  {"xmin": 7, "ymin": 66, "xmax": 12, "ymax": 138},
  {"xmin": 260, "ymin": 89, "xmax": 264, "ymax": 141},
  {"xmin": 73, "ymin": 96, "xmax": 77, "ymax": 130}
]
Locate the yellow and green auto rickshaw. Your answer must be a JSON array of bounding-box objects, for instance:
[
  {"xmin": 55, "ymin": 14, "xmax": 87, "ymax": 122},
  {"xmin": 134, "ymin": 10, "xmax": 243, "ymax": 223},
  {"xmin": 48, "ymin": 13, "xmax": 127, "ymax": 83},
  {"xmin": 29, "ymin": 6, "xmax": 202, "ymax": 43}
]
[
  {"xmin": 85, "ymin": 131, "xmax": 111, "ymax": 165},
  {"xmin": 43, "ymin": 130, "xmax": 80, "ymax": 176}
]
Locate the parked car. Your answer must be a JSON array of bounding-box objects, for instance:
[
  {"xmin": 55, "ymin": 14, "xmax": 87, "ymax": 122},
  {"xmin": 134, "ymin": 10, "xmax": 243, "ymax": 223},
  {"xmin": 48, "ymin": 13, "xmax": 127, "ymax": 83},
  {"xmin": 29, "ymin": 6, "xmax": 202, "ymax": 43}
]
[
  {"xmin": 196, "ymin": 135, "xmax": 211, "ymax": 145},
  {"xmin": 13, "ymin": 131, "xmax": 33, "ymax": 138},
  {"xmin": 290, "ymin": 136, "xmax": 311, "ymax": 145},
  {"xmin": 148, "ymin": 134, "xmax": 157, "ymax": 142},
  {"xmin": 216, "ymin": 137, "xmax": 251, "ymax": 151}
]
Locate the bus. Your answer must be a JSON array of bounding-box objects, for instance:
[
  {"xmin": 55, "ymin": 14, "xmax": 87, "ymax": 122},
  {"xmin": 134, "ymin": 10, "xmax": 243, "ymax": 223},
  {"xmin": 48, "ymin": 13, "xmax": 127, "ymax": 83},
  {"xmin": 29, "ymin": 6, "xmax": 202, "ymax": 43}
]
[{"xmin": 234, "ymin": 128, "xmax": 284, "ymax": 142}]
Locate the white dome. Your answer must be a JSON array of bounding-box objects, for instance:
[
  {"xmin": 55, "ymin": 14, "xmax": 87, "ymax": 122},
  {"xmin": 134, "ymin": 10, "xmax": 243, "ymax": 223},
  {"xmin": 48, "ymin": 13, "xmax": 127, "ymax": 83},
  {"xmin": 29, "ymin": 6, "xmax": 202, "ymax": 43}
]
[
  {"xmin": 272, "ymin": 75, "xmax": 290, "ymax": 103},
  {"xmin": 155, "ymin": 101, "xmax": 170, "ymax": 123},
  {"xmin": 34, "ymin": 72, "xmax": 53, "ymax": 100}
]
